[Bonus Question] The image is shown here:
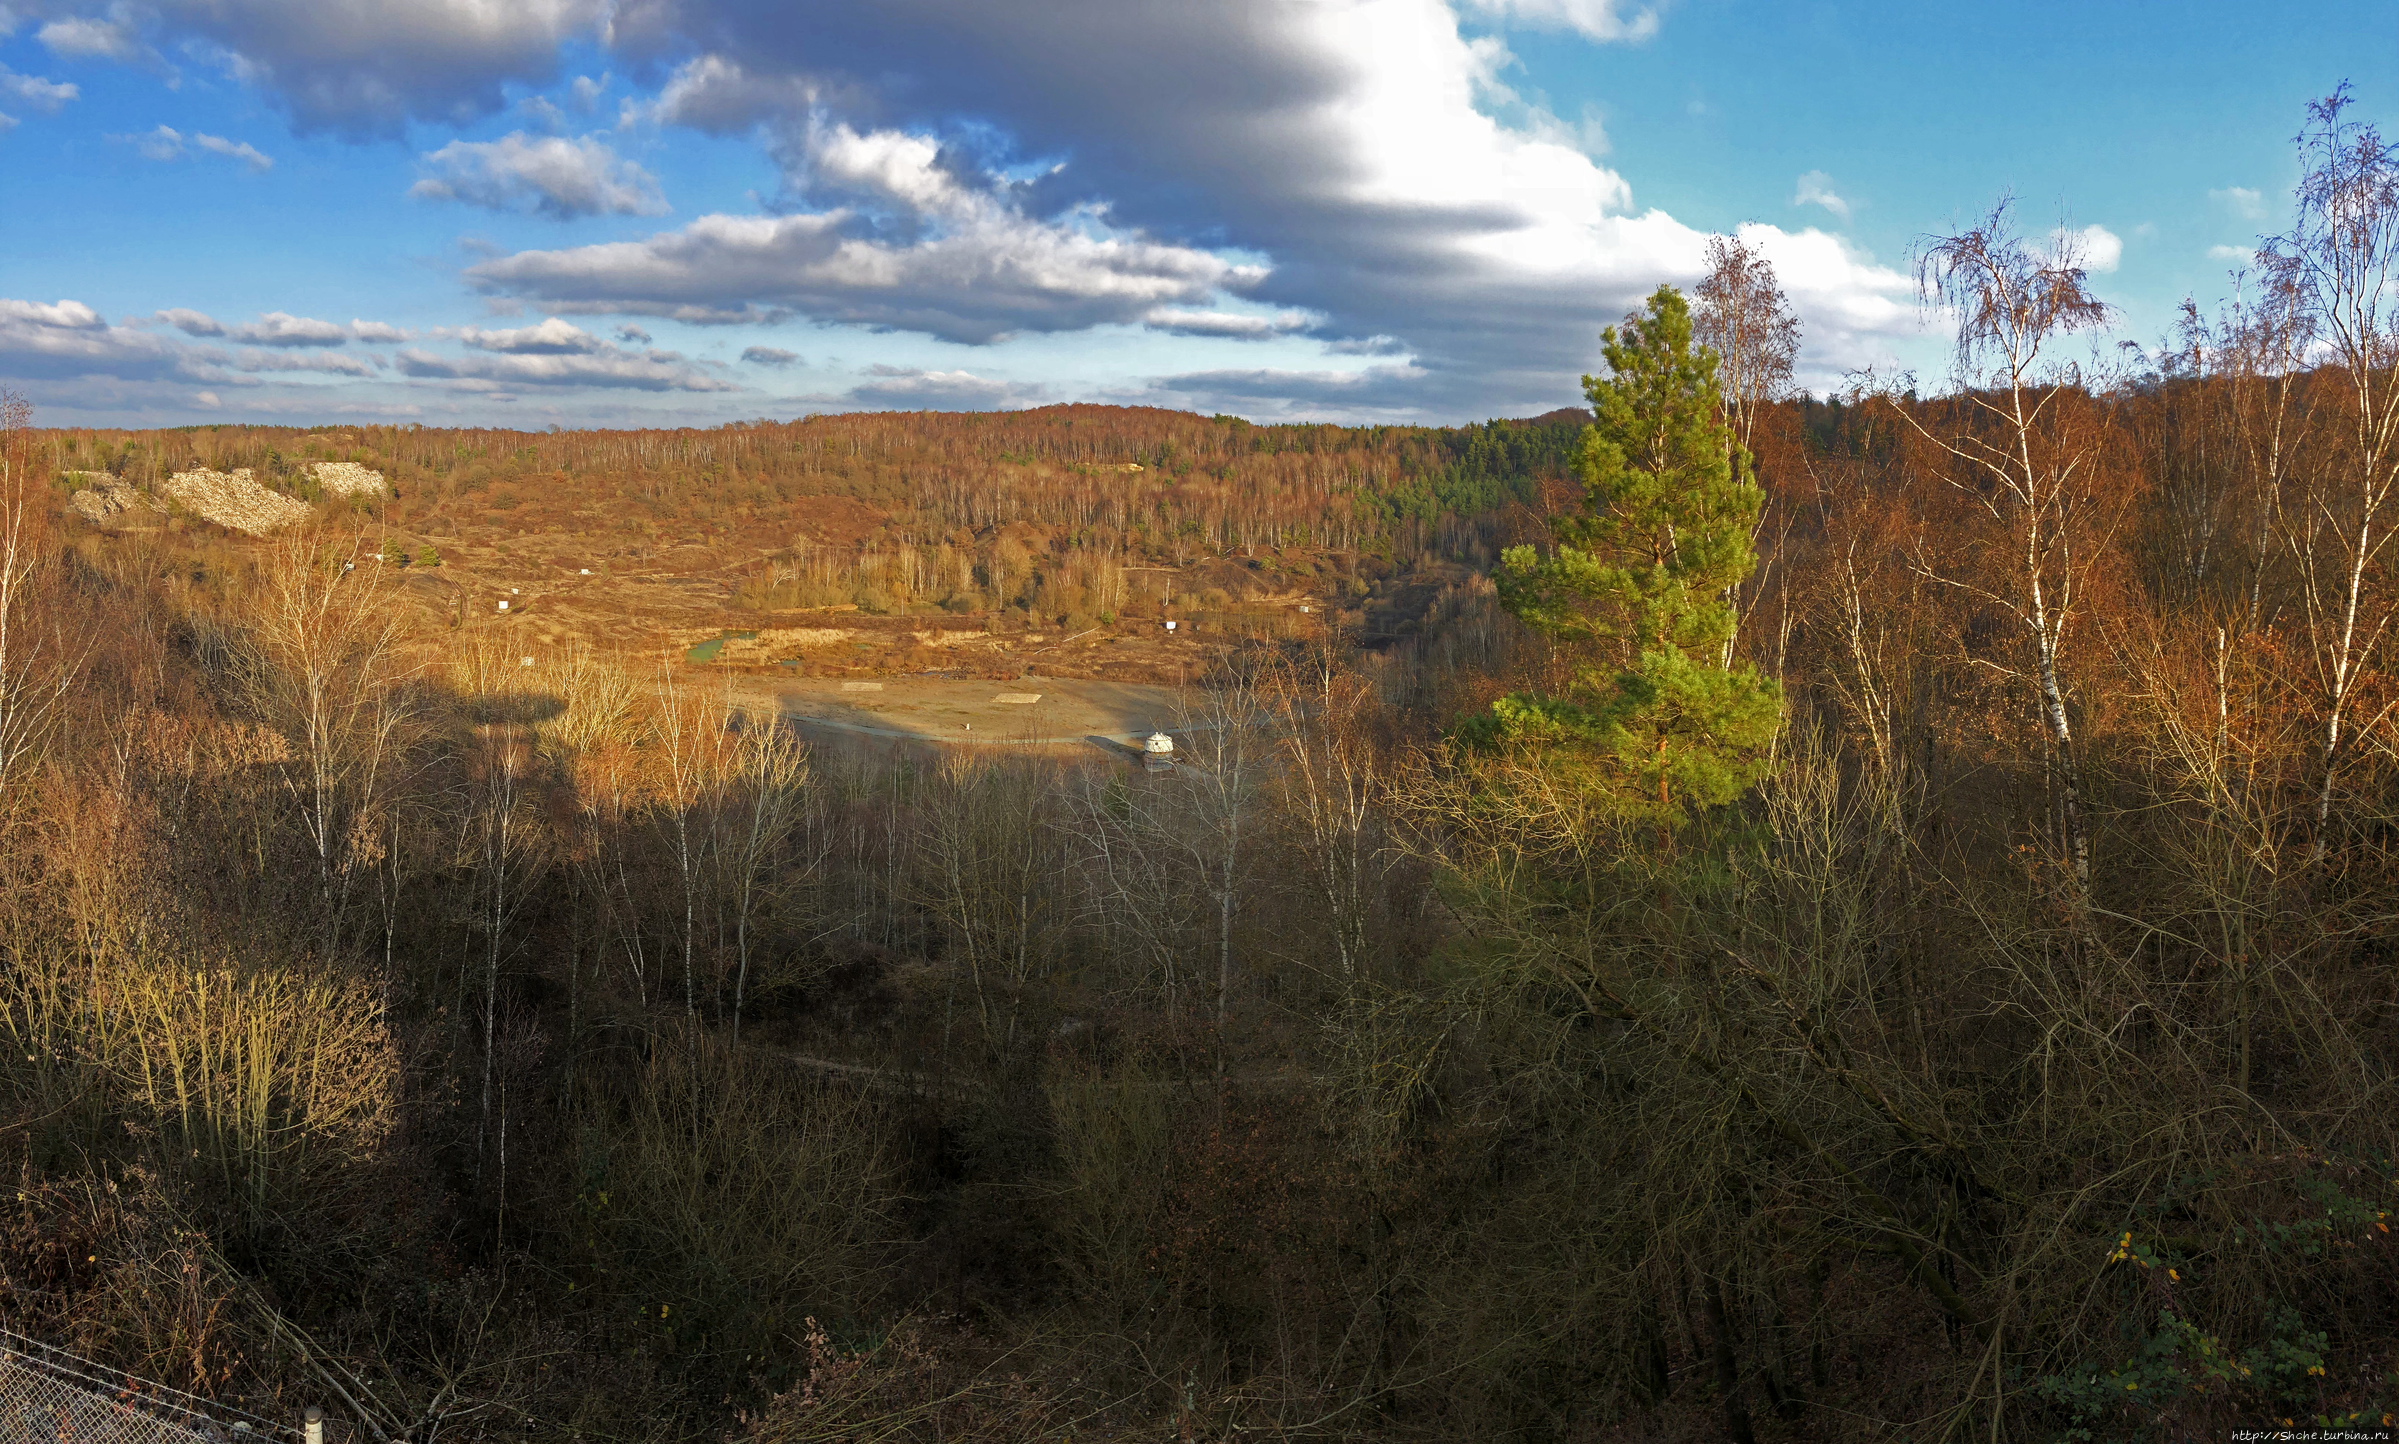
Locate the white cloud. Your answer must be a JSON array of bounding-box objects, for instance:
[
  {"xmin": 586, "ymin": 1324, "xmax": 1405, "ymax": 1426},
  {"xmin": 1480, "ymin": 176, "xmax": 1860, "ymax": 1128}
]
[
  {"xmin": 193, "ymin": 133, "xmax": 272, "ymax": 168},
  {"xmin": 471, "ymin": 0, "xmax": 1925, "ymax": 416},
  {"xmin": 229, "ymin": 347, "xmax": 378, "ymax": 377},
  {"xmin": 1457, "ymin": 0, "xmax": 1659, "ymax": 42},
  {"xmin": 77, "ymin": 0, "xmax": 607, "ymax": 138},
  {"xmin": 448, "ymin": 316, "xmax": 610, "ymax": 353},
  {"xmin": 518, "ymin": 94, "xmax": 568, "ymax": 133},
  {"xmin": 38, "ymin": 15, "xmax": 139, "ymax": 59},
  {"xmin": 466, "ymin": 120, "xmax": 1268, "ymax": 342},
  {"xmin": 395, "ymin": 344, "xmax": 737, "ymax": 392},
  {"xmin": 6, "ymin": 298, "xmax": 107, "ymax": 331},
  {"xmin": 0, "ymin": 64, "xmax": 78, "ymax": 112},
  {"xmin": 2208, "ymin": 244, "xmax": 2256, "ymax": 265},
  {"xmin": 740, "ymin": 345, "xmax": 799, "ymax": 366},
  {"xmin": 130, "ymin": 125, "xmax": 272, "ymax": 170},
  {"xmin": 18, "ymin": 0, "xmax": 1935, "ymax": 422},
  {"xmin": 2209, "ymin": 185, "xmax": 2266, "ymax": 221},
  {"xmin": 838, "ymin": 365, "xmax": 1043, "ymax": 410},
  {"xmin": 151, "ymin": 308, "xmax": 356, "ymax": 346},
  {"xmin": 0, "ymin": 113, "xmax": 17, "ymax": 135},
  {"xmin": 348, "ymin": 319, "xmax": 411, "ymax": 342},
  {"xmin": 2052, "ymin": 223, "xmax": 2121, "ymax": 273},
  {"xmin": 411, "ymin": 131, "xmax": 666, "ymax": 219},
  {"xmin": 1142, "ymin": 307, "xmax": 1317, "ymax": 339},
  {"xmin": 645, "ymin": 53, "xmax": 821, "ymax": 133},
  {"xmin": 1793, "ymin": 170, "xmax": 1851, "ymax": 222},
  {"xmin": 233, "ymin": 310, "xmax": 345, "ymax": 345},
  {"xmin": 156, "ymin": 307, "xmax": 225, "ymax": 336},
  {"xmin": 2, "ymin": 296, "xmax": 190, "ymax": 381}
]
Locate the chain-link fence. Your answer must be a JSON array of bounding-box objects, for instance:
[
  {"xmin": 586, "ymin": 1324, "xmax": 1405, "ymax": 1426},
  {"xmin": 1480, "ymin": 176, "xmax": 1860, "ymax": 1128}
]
[{"xmin": 0, "ymin": 1330, "xmax": 301, "ymax": 1444}]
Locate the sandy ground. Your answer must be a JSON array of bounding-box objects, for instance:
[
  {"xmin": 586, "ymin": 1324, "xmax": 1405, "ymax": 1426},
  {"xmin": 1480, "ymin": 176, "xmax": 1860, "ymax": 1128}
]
[{"xmin": 760, "ymin": 676, "xmax": 1191, "ymax": 758}]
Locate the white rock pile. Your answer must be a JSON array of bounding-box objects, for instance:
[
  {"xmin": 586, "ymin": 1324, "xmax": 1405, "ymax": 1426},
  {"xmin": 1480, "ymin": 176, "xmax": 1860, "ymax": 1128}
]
[
  {"xmin": 308, "ymin": 461, "xmax": 388, "ymax": 499},
  {"xmin": 68, "ymin": 478, "xmax": 165, "ymax": 527},
  {"xmin": 161, "ymin": 468, "xmax": 311, "ymax": 536}
]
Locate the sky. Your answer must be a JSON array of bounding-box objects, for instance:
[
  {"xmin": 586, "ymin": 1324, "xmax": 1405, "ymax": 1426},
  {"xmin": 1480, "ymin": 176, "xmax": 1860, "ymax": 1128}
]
[{"xmin": 1, "ymin": 0, "xmax": 2391, "ymax": 430}]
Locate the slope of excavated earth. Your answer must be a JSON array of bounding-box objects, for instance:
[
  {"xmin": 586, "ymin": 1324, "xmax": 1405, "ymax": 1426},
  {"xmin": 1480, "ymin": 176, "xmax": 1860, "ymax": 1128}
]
[{"xmin": 161, "ymin": 468, "xmax": 312, "ymax": 536}]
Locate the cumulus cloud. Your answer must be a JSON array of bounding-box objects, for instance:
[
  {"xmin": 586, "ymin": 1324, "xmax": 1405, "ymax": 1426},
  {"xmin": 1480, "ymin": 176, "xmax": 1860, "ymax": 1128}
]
[
  {"xmin": 234, "ymin": 310, "xmax": 347, "ymax": 345},
  {"xmin": 228, "ymin": 348, "xmax": 379, "ymax": 377},
  {"xmin": 2208, "ymin": 244, "xmax": 2256, "ymax": 265},
  {"xmin": 42, "ymin": 0, "xmax": 609, "ymax": 138},
  {"xmin": 613, "ymin": 323, "xmax": 651, "ymax": 343},
  {"xmin": 395, "ymin": 319, "xmax": 733, "ymax": 390},
  {"xmin": 395, "ymin": 345, "xmax": 735, "ymax": 392},
  {"xmin": 741, "ymin": 345, "xmax": 799, "ymax": 366},
  {"xmin": 0, "ymin": 64, "xmax": 78, "ymax": 112},
  {"xmin": 1142, "ymin": 307, "xmax": 1316, "ymax": 340},
  {"xmin": 25, "ymin": 0, "xmax": 1932, "ymax": 421},
  {"xmin": 348, "ymin": 319, "xmax": 411, "ymax": 342},
  {"xmin": 1456, "ymin": 0, "xmax": 1659, "ymax": 42},
  {"xmin": 410, "ymin": 132, "xmax": 667, "ymax": 219},
  {"xmin": 1793, "ymin": 170, "xmax": 1850, "ymax": 222},
  {"xmin": 1139, "ymin": 362, "xmax": 1433, "ymax": 422},
  {"xmin": 131, "ymin": 124, "xmax": 273, "ymax": 170},
  {"xmin": 155, "ymin": 308, "xmax": 224, "ymax": 337},
  {"xmin": 2052, "ymin": 223, "xmax": 2122, "ymax": 274},
  {"xmin": 38, "ymin": 15, "xmax": 139, "ymax": 59},
  {"xmin": 837, "ymin": 365, "xmax": 1043, "ymax": 410},
  {"xmin": 2210, "ymin": 185, "xmax": 2267, "ymax": 220},
  {"xmin": 465, "ymin": 120, "xmax": 1267, "ymax": 342},
  {"xmin": 150, "ymin": 308, "xmax": 352, "ymax": 346},
  {"xmin": 580, "ymin": 0, "xmax": 1923, "ymax": 417},
  {"xmin": 645, "ymin": 53, "xmax": 821, "ymax": 133},
  {"xmin": 448, "ymin": 316, "xmax": 612, "ymax": 353},
  {"xmin": 3, "ymin": 296, "xmax": 191, "ymax": 382}
]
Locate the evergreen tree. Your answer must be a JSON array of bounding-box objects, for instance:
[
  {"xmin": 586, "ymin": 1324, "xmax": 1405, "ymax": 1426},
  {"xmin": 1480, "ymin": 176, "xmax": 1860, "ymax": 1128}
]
[{"xmin": 1475, "ymin": 284, "xmax": 1782, "ymax": 823}]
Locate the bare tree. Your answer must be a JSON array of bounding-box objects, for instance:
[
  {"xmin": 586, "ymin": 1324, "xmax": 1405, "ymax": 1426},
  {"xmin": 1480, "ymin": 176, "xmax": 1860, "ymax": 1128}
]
[
  {"xmin": 455, "ymin": 637, "xmax": 549, "ymax": 1182},
  {"xmin": 1694, "ymin": 233, "xmax": 1802, "ymax": 457},
  {"xmin": 0, "ymin": 391, "xmax": 73, "ymax": 833},
  {"xmin": 1878, "ymin": 200, "xmax": 2119, "ymax": 886},
  {"xmin": 1696, "ymin": 235, "xmax": 1804, "ymax": 668},
  {"xmin": 720, "ymin": 700, "xmax": 810, "ymax": 1044},
  {"xmin": 235, "ymin": 528, "xmax": 415, "ymax": 959},
  {"xmin": 915, "ymin": 751, "xmax": 1065, "ymax": 1062},
  {"xmin": 1175, "ymin": 670, "xmax": 1268, "ymax": 1093},
  {"xmin": 1264, "ymin": 639, "xmax": 1388, "ymax": 990},
  {"xmin": 1074, "ymin": 768, "xmax": 1210, "ymax": 1030},
  {"xmin": 536, "ymin": 644, "xmax": 643, "ymax": 1082},
  {"xmin": 2259, "ymin": 86, "xmax": 2399, "ymax": 845},
  {"xmin": 649, "ymin": 661, "xmax": 730, "ymax": 1021}
]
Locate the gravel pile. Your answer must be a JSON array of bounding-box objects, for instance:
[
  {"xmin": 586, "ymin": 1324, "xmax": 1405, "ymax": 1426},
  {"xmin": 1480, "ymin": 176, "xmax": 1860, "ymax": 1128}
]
[
  {"xmin": 309, "ymin": 461, "xmax": 388, "ymax": 499},
  {"xmin": 162, "ymin": 468, "xmax": 311, "ymax": 536},
  {"xmin": 68, "ymin": 479, "xmax": 165, "ymax": 527}
]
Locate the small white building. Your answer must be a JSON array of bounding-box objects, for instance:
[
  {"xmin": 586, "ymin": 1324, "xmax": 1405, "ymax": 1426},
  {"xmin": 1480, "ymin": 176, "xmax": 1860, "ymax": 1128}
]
[{"xmin": 1143, "ymin": 731, "xmax": 1174, "ymax": 773}]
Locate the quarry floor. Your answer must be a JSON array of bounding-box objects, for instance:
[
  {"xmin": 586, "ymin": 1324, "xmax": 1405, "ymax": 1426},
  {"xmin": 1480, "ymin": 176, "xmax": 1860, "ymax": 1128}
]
[{"xmin": 748, "ymin": 676, "xmax": 1192, "ymax": 760}]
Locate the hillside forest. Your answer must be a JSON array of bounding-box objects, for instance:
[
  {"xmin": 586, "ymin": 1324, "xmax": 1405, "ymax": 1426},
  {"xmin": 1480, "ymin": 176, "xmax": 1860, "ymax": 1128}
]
[{"xmin": 0, "ymin": 90, "xmax": 2396, "ymax": 1443}]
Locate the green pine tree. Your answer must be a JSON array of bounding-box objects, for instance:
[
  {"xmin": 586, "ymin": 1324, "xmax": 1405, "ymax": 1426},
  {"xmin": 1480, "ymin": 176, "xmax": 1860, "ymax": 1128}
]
[{"xmin": 1474, "ymin": 284, "xmax": 1782, "ymax": 824}]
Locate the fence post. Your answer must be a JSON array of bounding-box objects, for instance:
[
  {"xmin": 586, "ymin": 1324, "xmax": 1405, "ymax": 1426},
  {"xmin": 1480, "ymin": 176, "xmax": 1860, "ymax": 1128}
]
[{"xmin": 304, "ymin": 1406, "xmax": 324, "ymax": 1444}]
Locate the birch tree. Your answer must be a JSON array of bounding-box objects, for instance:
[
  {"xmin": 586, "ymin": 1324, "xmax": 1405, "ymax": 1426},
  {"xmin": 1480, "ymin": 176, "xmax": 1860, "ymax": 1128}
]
[
  {"xmin": 1881, "ymin": 202, "xmax": 2117, "ymax": 886},
  {"xmin": 236, "ymin": 529, "xmax": 415, "ymax": 959},
  {"xmin": 2260, "ymin": 86, "xmax": 2399, "ymax": 845},
  {"xmin": 0, "ymin": 392, "xmax": 71, "ymax": 833}
]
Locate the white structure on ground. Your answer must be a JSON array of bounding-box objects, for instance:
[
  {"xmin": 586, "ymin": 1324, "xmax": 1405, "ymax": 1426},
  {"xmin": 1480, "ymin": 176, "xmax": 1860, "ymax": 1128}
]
[{"xmin": 1144, "ymin": 731, "xmax": 1175, "ymax": 773}]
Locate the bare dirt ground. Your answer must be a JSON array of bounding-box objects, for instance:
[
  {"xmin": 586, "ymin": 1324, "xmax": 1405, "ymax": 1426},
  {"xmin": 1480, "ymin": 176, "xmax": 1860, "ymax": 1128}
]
[{"xmin": 758, "ymin": 676, "xmax": 1189, "ymax": 758}]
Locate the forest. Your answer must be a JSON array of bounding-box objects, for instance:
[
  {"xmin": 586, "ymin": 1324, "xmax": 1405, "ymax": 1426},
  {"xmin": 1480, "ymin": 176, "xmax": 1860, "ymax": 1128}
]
[{"xmin": 0, "ymin": 91, "xmax": 2396, "ymax": 1444}]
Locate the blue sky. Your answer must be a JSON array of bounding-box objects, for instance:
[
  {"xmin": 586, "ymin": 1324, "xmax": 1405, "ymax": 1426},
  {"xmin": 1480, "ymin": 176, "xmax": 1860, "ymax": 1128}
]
[{"xmin": 1, "ymin": 0, "xmax": 2389, "ymax": 429}]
